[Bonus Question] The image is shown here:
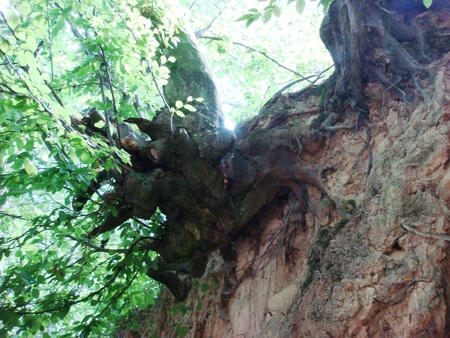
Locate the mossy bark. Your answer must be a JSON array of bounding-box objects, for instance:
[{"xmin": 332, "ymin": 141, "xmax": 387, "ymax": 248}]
[{"xmin": 75, "ymin": 0, "xmax": 450, "ymax": 301}]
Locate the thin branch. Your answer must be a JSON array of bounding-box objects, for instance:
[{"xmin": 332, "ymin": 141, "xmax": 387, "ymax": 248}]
[
  {"xmin": 45, "ymin": 80, "xmax": 65, "ymax": 108},
  {"xmin": 0, "ymin": 50, "xmax": 76, "ymax": 135},
  {"xmin": 0, "ymin": 211, "xmax": 24, "ymax": 220},
  {"xmin": 195, "ymin": 8, "xmax": 223, "ymax": 39},
  {"xmin": 106, "ymin": 0, "xmax": 173, "ymax": 131},
  {"xmin": 98, "ymin": 45, "xmax": 119, "ymax": 148},
  {"xmin": 189, "ymin": 0, "xmax": 198, "ymax": 10},
  {"xmin": 271, "ymin": 65, "xmax": 333, "ymax": 97},
  {"xmin": 0, "ymin": 11, "xmax": 19, "ymax": 40},
  {"xmin": 200, "ymin": 36, "xmax": 318, "ymax": 83},
  {"xmin": 65, "ymin": 234, "xmax": 127, "ymax": 254},
  {"xmin": 46, "ymin": 1, "xmax": 54, "ymax": 81}
]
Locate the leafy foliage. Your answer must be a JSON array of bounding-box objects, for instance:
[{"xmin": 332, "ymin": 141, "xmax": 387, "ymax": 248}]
[
  {"xmin": 0, "ymin": 0, "xmax": 179, "ymax": 335},
  {"xmin": 182, "ymin": 0, "xmax": 332, "ymax": 122},
  {"xmin": 0, "ymin": 0, "xmax": 332, "ymax": 336},
  {"xmin": 236, "ymin": 0, "xmax": 331, "ymax": 28}
]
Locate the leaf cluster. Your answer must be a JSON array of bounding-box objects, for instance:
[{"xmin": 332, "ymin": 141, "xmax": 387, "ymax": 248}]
[
  {"xmin": 0, "ymin": 0, "xmax": 182, "ymax": 336},
  {"xmin": 236, "ymin": 0, "xmax": 330, "ymax": 27}
]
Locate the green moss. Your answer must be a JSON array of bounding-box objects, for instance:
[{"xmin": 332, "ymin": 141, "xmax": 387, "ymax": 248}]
[
  {"xmin": 336, "ymin": 219, "xmax": 349, "ymax": 231},
  {"xmin": 340, "ymin": 199, "xmax": 357, "ymax": 215},
  {"xmin": 319, "ymin": 227, "xmax": 329, "ymax": 240},
  {"xmin": 318, "ymin": 86, "xmax": 327, "ymax": 107},
  {"xmin": 301, "ymin": 221, "xmax": 348, "ymax": 292}
]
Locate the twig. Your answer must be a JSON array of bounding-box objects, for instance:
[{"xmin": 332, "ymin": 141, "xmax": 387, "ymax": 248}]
[
  {"xmin": 0, "ymin": 11, "xmax": 19, "ymax": 40},
  {"xmin": 65, "ymin": 234, "xmax": 127, "ymax": 253},
  {"xmin": 189, "ymin": 0, "xmax": 198, "ymax": 10},
  {"xmin": 0, "ymin": 50, "xmax": 76, "ymax": 134},
  {"xmin": 0, "ymin": 211, "xmax": 24, "ymax": 219},
  {"xmin": 46, "ymin": 1, "xmax": 54, "ymax": 81},
  {"xmin": 45, "ymin": 81, "xmax": 65, "ymax": 108},
  {"xmin": 98, "ymin": 45, "xmax": 121, "ymax": 148},
  {"xmin": 200, "ymin": 35, "xmax": 318, "ymax": 84},
  {"xmin": 195, "ymin": 8, "xmax": 223, "ymax": 38},
  {"xmin": 106, "ymin": 0, "xmax": 173, "ymax": 131}
]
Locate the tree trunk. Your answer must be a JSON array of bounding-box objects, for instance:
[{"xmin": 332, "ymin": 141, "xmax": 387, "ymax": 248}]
[{"xmin": 109, "ymin": 0, "xmax": 450, "ymax": 336}]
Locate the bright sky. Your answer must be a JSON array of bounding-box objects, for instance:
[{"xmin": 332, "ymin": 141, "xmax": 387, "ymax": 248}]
[{"xmin": 0, "ymin": 0, "xmax": 9, "ymax": 13}]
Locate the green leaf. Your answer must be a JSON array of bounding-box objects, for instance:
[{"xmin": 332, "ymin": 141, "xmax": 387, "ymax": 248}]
[
  {"xmin": 246, "ymin": 17, "xmax": 256, "ymax": 28},
  {"xmin": 272, "ymin": 6, "xmax": 281, "ymax": 18},
  {"xmin": 175, "ymin": 100, "xmax": 183, "ymax": 109},
  {"xmin": 105, "ymin": 158, "xmax": 113, "ymax": 171},
  {"xmin": 79, "ymin": 151, "xmax": 92, "ymax": 164},
  {"xmin": 235, "ymin": 14, "xmax": 253, "ymax": 22},
  {"xmin": 110, "ymin": 206, "xmax": 118, "ymax": 217},
  {"xmin": 52, "ymin": 18, "xmax": 66, "ymax": 38},
  {"xmin": 262, "ymin": 10, "xmax": 272, "ymax": 24},
  {"xmin": 17, "ymin": 3, "xmax": 32, "ymax": 16},
  {"xmin": 248, "ymin": 8, "xmax": 259, "ymax": 13},
  {"xmin": 423, "ymin": 0, "xmax": 433, "ymax": 8},
  {"xmin": 24, "ymin": 158, "xmax": 38, "ymax": 176},
  {"xmin": 58, "ymin": 305, "xmax": 71, "ymax": 319},
  {"xmin": 59, "ymin": 210, "xmax": 67, "ymax": 221},
  {"xmin": 174, "ymin": 110, "xmax": 185, "ymax": 117},
  {"xmin": 94, "ymin": 120, "xmax": 105, "ymax": 129},
  {"xmin": 31, "ymin": 288, "xmax": 40, "ymax": 298},
  {"xmin": 7, "ymin": 10, "xmax": 20, "ymax": 30},
  {"xmin": 296, "ymin": 0, "xmax": 306, "ymax": 14},
  {"xmin": 183, "ymin": 104, "xmax": 196, "ymax": 112}
]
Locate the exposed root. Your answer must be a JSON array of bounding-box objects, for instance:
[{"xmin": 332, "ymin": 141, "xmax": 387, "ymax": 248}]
[{"xmin": 402, "ymin": 223, "xmax": 450, "ymax": 242}]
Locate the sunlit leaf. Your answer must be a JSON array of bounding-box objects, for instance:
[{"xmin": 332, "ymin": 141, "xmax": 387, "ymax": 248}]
[
  {"xmin": 175, "ymin": 110, "xmax": 185, "ymax": 117},
  {"xmin": 246, "ymin": 17, "xmax": 256, "ymax": 28},
  {"xmin": 262, "ymin": 10, "xmax": 272, "ymax": 24},
  {"xmin": 235, "ymin": 14, "xmax": 254, "ymax": 22},
  {"xmin": 7, "ymin": 10, "xmax": 20, "ymax": 30},
  {"xmin": 52, "ymin": 18, "xmax": 66, "ymax": 38},
  {"xmin": 17, "ymin": 3, "xmax": 32, "ymax": 16},
  {"xmin": 105, "ymin": 158, "xmax": 113, "ymax": 171},
  {"xmin": 24, "ymin": 158, "xmax": 38, "ymax": 176},
  {"xmin": 183, "ymin": 104, "xmax": 196, "ymax": 112},
  {"xmin": 296, "ymin": 0, "xmax": 306, "ymax": 14},
  {"xmin": 423, "ymin": 0, "xmax": 433, "ymax": 8},
  {"xmin": 272, "ymin": 6, "xmax": 281, "ymax": 18}
]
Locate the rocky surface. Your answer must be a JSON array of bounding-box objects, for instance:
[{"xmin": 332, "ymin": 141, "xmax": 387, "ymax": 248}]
[{"xmin": 119, "ymin": 47, "xmax": 450, "ymax": 338}]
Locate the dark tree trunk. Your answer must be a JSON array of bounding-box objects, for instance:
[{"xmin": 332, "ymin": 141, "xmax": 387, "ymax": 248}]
[{"xmin": 75, "ymin": 0, "xmax": 450, "ymax": 302}]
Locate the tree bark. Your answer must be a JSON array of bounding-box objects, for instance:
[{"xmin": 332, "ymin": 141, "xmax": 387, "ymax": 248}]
[{"xmin": 76, "ymin": 0, "xmax": 450, "ymax": 304}]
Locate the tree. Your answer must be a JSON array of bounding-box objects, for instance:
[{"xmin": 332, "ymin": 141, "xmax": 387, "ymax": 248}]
[{"xmin": 1, "ymin": 0, "xmax": 450, "ymax": 336}]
